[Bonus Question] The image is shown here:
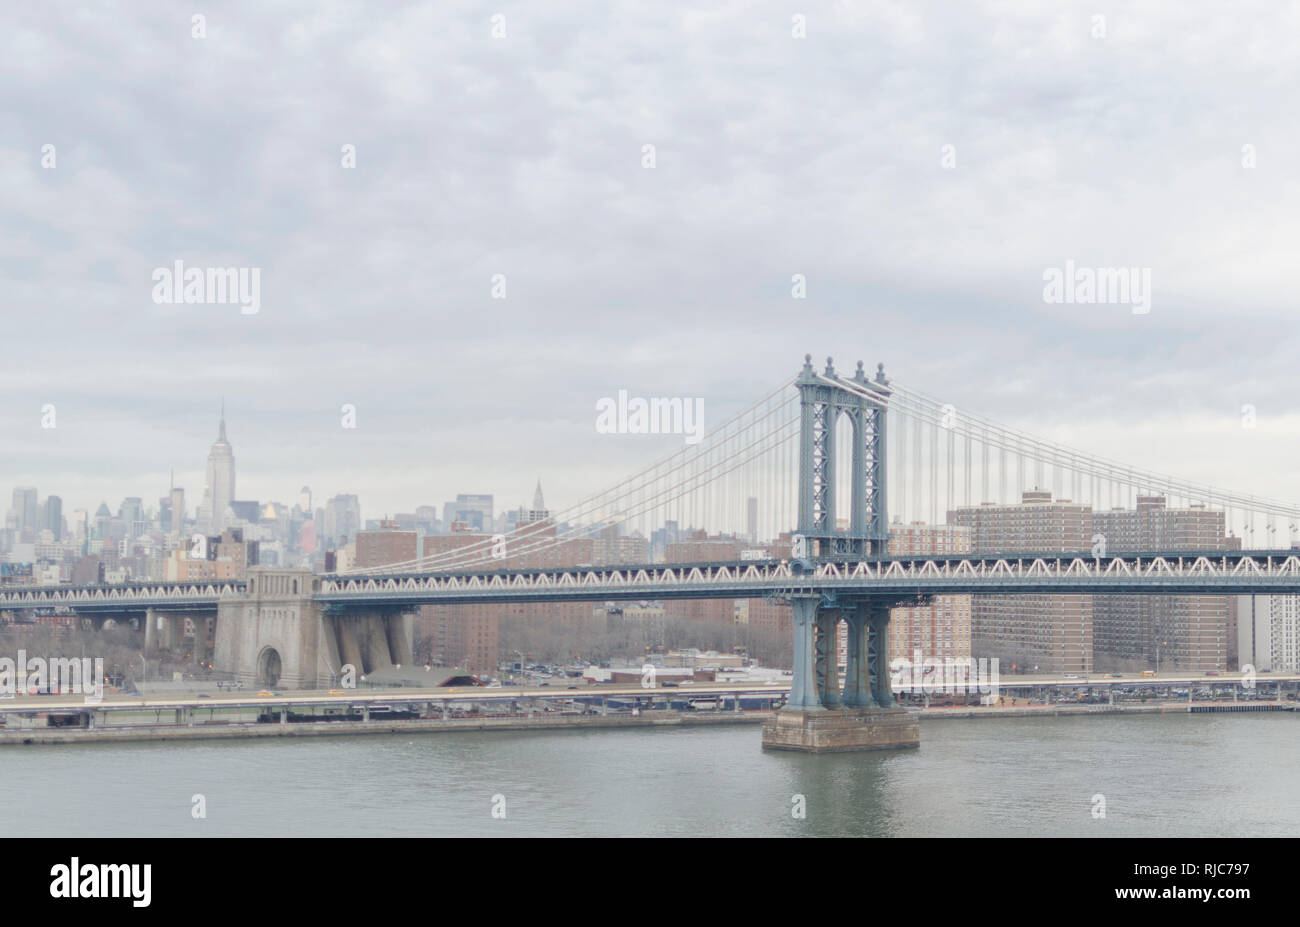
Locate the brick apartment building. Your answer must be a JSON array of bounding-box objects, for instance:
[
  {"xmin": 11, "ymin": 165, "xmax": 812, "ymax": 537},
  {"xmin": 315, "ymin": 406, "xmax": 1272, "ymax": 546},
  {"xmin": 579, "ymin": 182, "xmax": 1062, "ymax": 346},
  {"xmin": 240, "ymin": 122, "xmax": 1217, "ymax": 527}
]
[
  {"xmin": 887, "ymin": 522, "xmax": 972, "ymax": 666},
  {"xmin": 949, "ymin": 491, "xmax": 1094, "ymax": 674},
  {"xmin": 664, "ymin": 532, "xmax": 742, "ymax": 626},
  {"xmin": 1093, "ymin": 496, "xmax": 1234, "ymax": 672}
]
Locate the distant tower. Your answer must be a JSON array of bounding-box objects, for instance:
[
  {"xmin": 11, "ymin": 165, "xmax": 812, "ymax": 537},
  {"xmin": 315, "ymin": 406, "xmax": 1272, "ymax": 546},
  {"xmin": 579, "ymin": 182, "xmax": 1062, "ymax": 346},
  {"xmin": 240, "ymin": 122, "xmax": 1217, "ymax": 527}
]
[
  {"xmin": 169, "ymin": 467, "xmax": 185, "ymax": 542},
  {"xmin": 522, "ymin": 480, "xmax": 551, "ymax": 524},
  {"xmin": 200, "ymin": 401, "xmax": 237, "ymax": 534}
]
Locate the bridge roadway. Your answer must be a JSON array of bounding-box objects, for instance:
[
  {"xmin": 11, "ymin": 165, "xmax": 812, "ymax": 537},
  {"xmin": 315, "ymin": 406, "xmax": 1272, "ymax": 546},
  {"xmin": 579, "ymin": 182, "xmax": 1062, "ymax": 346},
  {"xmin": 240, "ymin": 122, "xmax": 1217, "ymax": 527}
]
[
  {"xmin": 316, "ymin": 548, "xmax": 1300, "ymax": 604},
  {"xmin": 8, "ymin": 549, "xmax": 1300, "ymax": 612},
  {"xmin": 3, "ymin": 672, "xmax": 1294, "ymax": 718}
]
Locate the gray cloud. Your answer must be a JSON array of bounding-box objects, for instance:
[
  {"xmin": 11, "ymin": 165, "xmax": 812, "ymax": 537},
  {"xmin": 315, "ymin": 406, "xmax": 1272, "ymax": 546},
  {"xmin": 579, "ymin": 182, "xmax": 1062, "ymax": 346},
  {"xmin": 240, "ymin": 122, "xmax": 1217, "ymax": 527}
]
[{"xmin": 4, "ymin": 0, "xmax": 1300, "ymax": 517}]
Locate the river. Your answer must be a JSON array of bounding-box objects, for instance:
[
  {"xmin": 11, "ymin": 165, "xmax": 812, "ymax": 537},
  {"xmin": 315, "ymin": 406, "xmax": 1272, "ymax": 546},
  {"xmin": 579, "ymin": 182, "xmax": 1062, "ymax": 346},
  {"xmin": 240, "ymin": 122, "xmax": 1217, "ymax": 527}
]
[{"xmin": 8, "ymin": 713, "xmax": 1297, "ymax": 836}]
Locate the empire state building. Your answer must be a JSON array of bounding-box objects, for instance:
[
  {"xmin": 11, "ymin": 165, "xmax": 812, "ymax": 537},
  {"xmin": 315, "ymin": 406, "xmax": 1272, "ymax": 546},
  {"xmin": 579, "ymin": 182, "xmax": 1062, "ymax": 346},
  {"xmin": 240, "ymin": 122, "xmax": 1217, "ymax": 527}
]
[{"xmin": 199, "ymin": 405, "xmax": 236, "ymax": 534}]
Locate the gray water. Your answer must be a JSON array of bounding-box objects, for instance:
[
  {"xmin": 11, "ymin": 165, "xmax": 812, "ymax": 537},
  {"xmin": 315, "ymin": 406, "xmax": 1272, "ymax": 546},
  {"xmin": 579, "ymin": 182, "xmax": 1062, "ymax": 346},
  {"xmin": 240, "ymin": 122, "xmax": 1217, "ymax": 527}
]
[{"xmin": 6, "ymin": 714, "xmax": 1297, "ymax": 836}]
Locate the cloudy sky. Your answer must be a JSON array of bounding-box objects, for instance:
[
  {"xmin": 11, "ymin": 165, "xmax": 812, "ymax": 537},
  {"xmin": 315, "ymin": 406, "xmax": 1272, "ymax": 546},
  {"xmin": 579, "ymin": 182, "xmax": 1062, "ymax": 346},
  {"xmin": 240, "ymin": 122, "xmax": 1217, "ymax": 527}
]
[{"xmin": 5, "ymin": 0, "xmax": 1300, "ymax": 526}]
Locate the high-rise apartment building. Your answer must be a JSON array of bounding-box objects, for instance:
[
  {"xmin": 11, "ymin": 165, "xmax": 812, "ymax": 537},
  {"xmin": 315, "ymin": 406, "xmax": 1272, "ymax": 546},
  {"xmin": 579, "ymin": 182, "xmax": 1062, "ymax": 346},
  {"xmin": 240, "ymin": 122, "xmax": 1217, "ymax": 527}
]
[
  {"xmin": 419, "ymin": 533, "xmax": 502, "ymax": 673},
  {"xmin": 887, "ymin": 522, "xmax": 972, "ymax": 665},
  {"xmin": 592, "ymin": 525, "xmax": 650, "ymax": 565},
  {"xmin": 665, "ymin": 532, "xmax": 742, "ymax": 626},
  {"xmin": 949, "ymin": 491, "xmax": 1093, "ymax": 674},
  {"xmin": 1093, "ymin": 496, "xmax": 1230, "ymax": 672},
  {"xmin": 1238, "ymin": 594, "xmax": 1300, "ymax": 672},
  {"xmin": 355, "ymin": 521, "xmax": 418, "ymax": 571}
]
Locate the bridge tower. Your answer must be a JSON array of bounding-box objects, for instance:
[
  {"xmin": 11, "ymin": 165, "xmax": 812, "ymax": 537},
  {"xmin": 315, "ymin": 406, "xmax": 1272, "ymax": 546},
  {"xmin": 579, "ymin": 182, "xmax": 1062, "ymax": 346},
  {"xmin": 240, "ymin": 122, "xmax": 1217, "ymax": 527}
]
[
  {"xmin": 763, "ymin": 356, "xmax": 921, "ymax": 753},
  {"xmin": 795, "ymin": 354, "xmax": 890, "ymax": 560}
]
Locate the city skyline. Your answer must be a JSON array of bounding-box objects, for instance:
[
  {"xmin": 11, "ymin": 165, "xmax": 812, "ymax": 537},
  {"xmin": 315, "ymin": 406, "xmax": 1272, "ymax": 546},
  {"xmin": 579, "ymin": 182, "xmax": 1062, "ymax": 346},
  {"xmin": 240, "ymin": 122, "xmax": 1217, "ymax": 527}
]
[
  {"xmin": 4, "ymin": 409, "xmax": 1290, "ymax": 552},
  {"xmin": 8, "ymin": 0, "xmax": 1300, "ymax": 862},
  {"xmin": 2, "ymin": 404, "xmax": 563, "ymax": 534}
]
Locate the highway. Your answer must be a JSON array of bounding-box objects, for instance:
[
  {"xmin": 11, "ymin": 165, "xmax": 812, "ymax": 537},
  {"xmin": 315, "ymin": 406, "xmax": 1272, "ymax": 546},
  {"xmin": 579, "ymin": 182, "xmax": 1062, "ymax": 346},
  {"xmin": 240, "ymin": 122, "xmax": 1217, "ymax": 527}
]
[
  {"xmin": 3, "ymin": 671, "xmax": 1296, "ymax": 716},
  {"xmin": 0, "ymin": 681, "xmax": 790, "ymax": 715}
]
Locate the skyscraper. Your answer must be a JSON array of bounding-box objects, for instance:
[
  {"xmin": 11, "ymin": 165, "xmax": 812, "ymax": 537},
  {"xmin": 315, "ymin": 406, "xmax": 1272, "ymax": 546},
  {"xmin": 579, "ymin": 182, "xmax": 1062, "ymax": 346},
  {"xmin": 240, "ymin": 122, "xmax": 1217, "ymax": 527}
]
[
  {"xmin": 170, "ymin": 485, "xmax": 185, "ymax": 540},
  {"xmin": 323, "ymin": 494, "xmax": 362, "ymax": 546},
  {"xmin": 42, "ymin": 495, "xmax": 63, "ymax": 541},
  {"xmin": 442, "ymin": 494, "xmax": 493, "ymax": 533},
  {"xmin": 199, "ymin": 404, "xmax": 236, "ymax": 534},
  {"xmin": 520, "ymin": 481, "xmax": 550, "ymax": 524},
  {"xmin": 11, "ymin": 487, "xmax": 37, "ymax": 542}
]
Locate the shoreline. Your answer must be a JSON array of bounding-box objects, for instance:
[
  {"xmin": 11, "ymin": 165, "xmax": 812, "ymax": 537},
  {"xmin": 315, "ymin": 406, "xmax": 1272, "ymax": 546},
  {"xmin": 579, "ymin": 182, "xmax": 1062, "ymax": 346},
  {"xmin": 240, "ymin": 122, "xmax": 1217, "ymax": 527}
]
[{"xmin": 1, "ymin": 700, "xmax": 1290, "ymax": 746}]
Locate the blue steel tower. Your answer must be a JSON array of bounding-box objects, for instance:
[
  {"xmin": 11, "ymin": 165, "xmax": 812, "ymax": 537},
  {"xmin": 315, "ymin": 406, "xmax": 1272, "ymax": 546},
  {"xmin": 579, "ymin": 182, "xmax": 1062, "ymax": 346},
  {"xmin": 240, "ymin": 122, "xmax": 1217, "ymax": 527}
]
[{"xmin": 781, "ymin": 356, "xmax": 910, "ymax": 716}]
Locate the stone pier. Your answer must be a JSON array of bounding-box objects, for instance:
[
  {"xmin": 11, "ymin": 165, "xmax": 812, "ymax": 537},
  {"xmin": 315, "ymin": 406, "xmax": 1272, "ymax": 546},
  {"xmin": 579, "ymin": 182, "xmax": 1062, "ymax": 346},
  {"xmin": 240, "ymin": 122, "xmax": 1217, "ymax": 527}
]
[
  {"xmin": 762, "ymin": 707, "xmax": 919, "ymax": 753},
  {"xmin": 762, "ymin": 596, "xmax": 919, "ymax": 753}
]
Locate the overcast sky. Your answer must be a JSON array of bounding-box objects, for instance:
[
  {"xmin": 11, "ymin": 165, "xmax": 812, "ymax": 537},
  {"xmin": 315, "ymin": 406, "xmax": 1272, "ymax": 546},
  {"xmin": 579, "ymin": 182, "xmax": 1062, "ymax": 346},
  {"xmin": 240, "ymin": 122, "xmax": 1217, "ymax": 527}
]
[{"xmin": 5, "ymin": 1, "xmax": 1300, "ymax": 525}]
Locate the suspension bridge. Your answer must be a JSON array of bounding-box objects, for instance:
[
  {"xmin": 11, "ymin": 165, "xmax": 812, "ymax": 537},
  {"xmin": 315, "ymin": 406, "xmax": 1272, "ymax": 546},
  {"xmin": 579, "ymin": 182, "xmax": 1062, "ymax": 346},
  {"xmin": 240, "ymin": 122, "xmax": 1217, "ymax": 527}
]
[{"xmin": 3, "ymin": 355, "xmax": 1298, "ymax": 750}]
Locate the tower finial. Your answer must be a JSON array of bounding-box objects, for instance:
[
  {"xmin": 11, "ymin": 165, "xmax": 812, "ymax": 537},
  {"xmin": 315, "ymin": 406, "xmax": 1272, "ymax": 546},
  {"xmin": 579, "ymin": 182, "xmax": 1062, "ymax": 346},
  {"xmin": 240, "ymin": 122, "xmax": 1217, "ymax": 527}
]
[{"xmin": 219, "ymin": 398, "xmax": 227, "ymax": 442}]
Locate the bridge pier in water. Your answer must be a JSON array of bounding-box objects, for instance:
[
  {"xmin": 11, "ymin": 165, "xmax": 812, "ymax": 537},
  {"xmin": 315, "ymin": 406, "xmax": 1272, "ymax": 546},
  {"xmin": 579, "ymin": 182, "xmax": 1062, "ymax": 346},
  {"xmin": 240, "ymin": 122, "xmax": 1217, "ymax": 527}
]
[
  {"xmin": 762, "ymin": 356, "xmax": 918, "ymax": 752},
  {"xmin": 762, "ymin": 595, "xmax": 918, "ymax": 752}
]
